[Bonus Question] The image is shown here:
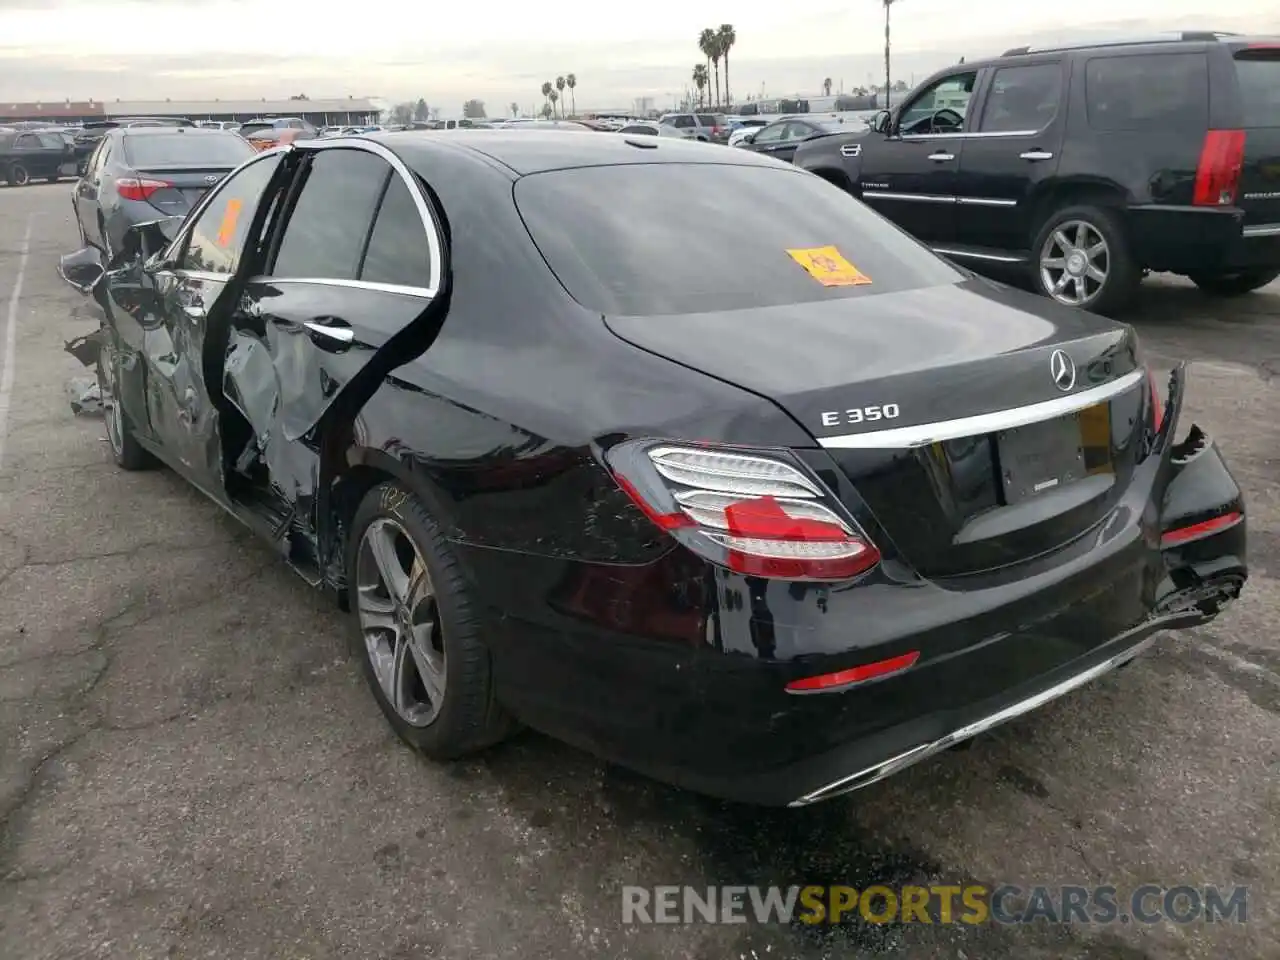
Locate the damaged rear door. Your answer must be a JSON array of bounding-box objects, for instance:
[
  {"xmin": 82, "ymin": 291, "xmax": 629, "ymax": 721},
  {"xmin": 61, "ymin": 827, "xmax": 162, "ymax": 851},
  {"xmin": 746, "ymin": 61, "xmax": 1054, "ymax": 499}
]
[{"xmin": 220, "ymin": 143, "xmax": 447, "ymax": 574}]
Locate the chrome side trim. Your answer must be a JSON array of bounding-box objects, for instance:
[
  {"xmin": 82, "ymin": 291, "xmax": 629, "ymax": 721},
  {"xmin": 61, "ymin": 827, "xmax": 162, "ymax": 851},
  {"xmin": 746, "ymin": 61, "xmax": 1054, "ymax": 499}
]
[
  {"xmin": 956, "ymin": 196, "xmax": 1018, "ymax": 207},
  {"xmin": 789, "ymin": 609, "xmax": 1206, "ymax": 806},
  {"xmin": 818, "ymin": 368, "xmax": 1145, "ymax": 449},
  {"xmin": 900, "ymin": 129, "xmax": 1040, "ymax": 141},
  {"xmin": 931, "ymin": 246, "xmax": 1026, "ymax": 264},
  {"xmin": 863, "ymin": 191, "xmax": 955, "ymax": 204},
  {"xmin": 1242, "ymin": 223, "xmax": 1280, "ymax": 238},
  {"xmin": 247, "ymin": 276, "xmax": 432, "ymax": 298}
]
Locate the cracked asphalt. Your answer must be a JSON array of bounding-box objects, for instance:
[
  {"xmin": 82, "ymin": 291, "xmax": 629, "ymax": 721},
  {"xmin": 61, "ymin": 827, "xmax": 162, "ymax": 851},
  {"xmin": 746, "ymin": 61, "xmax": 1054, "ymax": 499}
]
[{"xmin": 1, "ymin": 183, "xmax": 1278, "ymax": 960}]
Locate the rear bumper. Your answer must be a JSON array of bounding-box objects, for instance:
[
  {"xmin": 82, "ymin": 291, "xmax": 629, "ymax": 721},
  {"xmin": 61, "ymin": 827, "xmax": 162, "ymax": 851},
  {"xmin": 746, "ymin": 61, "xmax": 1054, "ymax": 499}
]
[
  {"xmin": 457, "ymin": 371, "xmax": 1247, "ymax": 806},
  {"xmin": 1129, "ymin": 204, "xmax": 1280, "ymax": 273}
]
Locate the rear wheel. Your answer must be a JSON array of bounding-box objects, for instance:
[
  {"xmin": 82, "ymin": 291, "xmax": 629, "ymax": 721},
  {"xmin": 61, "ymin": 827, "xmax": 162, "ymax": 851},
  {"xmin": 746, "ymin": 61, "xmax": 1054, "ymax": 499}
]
[
  {"xmin": 96, "ymin": 339, "xmax": 154, "ymax": 471},
  {"xmin": 348, "ymin": 481, "xmax": 515, "ymax": 760},
  {"xmin": 6, "ymin": 163, "xmax": 30, "ymax": 187},
  {"xmin": 1187, "ymin": 268, "xmax": 1280, "ymax": 296},
  {"xmin": 1032, "ymin": 204, "xmax": 1140, "ymax": 314}
]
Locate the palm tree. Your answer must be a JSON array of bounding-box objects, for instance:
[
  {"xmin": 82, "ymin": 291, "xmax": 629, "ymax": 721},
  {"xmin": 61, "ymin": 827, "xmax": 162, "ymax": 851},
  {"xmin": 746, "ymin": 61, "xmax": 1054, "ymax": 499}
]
[
  {"xmin": 541, "ymin": 80, "xmax": 552, "ymax": 113},
  {"xmin": 510, "ymin": 101, "xmax": 519, "ymax": 118},
  {"xmin": 541, "ymin": 102, "xmax": 553, "ymax": 119},
  {"xmin": 709, "ymin": 35, "xmax": 723, "ymax": 108},
  {"xmin": 555, "ymin": 76, "xmax": 566, "ymax": 117},
  {"xmin": 823, "ymin": 77, "xmax": 833, "ymax": 96},
  {"xmin": 698, "ymin": 28, "xmax": 717, "ymax": 105},
  {"xmin": 566, "ymin": 73, "xmax": 577, "ymax": 116},
  {"xmin": 549, "ymin": 88, "xmax": 559, "ymax": 117},
  {"xmin": 717, "ymin": 24, "xmax": 736, "ymax": 108},
  {"xmin": 692, "ymin": 64, "xmax": 708, "ymax": 108}
]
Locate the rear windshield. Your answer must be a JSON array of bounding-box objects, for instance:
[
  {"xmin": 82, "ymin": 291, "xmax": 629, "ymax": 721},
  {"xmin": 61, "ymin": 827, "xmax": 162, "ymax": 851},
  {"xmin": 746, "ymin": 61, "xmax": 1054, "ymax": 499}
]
[
  {"xmin": 1234, "ymin": 51, "xmax": 1280, "ymax": 127},
  {"xmin": 514, "ymin": 163, "xmax": 962, "ymax": 316},
  {"xmin": 123, "ymin": 133, "xmax": 255, "ymax": 167}
]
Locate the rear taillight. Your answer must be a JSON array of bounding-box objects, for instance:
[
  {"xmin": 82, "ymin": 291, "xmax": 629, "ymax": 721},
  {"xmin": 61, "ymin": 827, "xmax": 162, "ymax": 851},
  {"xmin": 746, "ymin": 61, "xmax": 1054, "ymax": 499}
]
[
  {"xmin": 116, "ymin": 177, "xmax": 171, "ymax": 201},
  {"xmin": 606, "ymin": 441, "xmax": 881, "ymax": 581},
  {"xmin": 1148, "ymin": 369, "xmax": 1164, "ymax": 433},
  {"xmin": 1193, "ymin": 130, "xmax": 1246, "ymax": 207}
]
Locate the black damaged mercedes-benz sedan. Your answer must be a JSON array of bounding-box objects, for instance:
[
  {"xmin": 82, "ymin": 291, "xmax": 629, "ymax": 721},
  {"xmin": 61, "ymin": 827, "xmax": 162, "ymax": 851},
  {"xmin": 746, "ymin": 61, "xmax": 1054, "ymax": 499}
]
[{"xmin": 58, "ymin": 131, "xmax": 1248, "ymax": 807}]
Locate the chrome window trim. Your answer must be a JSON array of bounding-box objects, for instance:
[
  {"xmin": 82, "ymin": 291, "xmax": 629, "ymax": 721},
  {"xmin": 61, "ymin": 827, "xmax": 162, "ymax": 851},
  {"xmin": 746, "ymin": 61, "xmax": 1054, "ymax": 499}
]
[
  {"xmin": 1242, "ymin": 223, "xmax": 1280, "ymax": 238},
  {"xmin": 899, "ymin": 129, "xmax": 1040, "ymax": 141},
  {"xmin": 864, "ymin": 191, "xmax": 955, "ymax": 204},
  {"xmin": 245, "ymin": 276, "xmax": 431, "ymax": 298},
  {"xmin": 818, "ymin": 368, "xmax": 1145, "ymax": 449}
]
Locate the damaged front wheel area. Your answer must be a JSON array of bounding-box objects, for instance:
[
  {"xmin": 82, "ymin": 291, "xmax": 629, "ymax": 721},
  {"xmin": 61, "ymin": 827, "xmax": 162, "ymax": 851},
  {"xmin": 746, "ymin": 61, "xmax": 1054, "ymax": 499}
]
[
  {"xmin": 96, "ymin": 342, "xmax": 154, "ymax": 471},
  {"xmin": 347, "ymin": 481, "xmax": 515, "ymax": 760}
]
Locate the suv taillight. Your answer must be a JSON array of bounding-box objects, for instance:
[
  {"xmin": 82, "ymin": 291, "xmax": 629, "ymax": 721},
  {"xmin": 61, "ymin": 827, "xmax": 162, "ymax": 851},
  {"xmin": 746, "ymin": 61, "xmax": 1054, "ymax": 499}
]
[
  {"xmin": 1193, "ymin": 130, "xmax": 1246, "ymax": 206},
  {"xmin": 1148, "ymin": 369, "xmax": 1165, "ymax": 433},
  {"xmin": 606, "ymin": 440, "xmax": 881, "ymax": 581},
  {"xmin": 116, "ymin": 177, "xmax": 171, "ymax": 201}
]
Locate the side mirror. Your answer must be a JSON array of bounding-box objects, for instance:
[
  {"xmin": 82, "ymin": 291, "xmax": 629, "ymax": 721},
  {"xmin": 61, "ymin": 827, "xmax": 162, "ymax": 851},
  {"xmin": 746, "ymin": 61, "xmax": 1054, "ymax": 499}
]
[
  {"xmin": 742, "ymin": 132, "xmax": 756, "ymax": 144},
  {"xmin": 871, "ymin": 110, "xmax": 892, "ymax": 134},
  {"xmin": 58, "ymin": 247, "xmax": 106, "ymax": 295}
]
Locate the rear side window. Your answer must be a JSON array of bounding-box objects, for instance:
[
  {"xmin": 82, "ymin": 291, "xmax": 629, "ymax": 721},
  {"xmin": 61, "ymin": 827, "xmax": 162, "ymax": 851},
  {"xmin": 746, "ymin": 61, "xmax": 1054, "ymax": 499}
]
[
  {"xmin": 123, "ymin": 133, "xmax": 254, "ymax": 168},
  {"xmin": 271, "ymin": 149, "xmax": 389, "ymax": 280},
  {"xmin": 1234, "ymin": 50, "xmax": 1280, "ymax": 127},
  {"xmin": 1085, "ymin": 53, "xmax": 1209, "ymax": 130},
  {"xmin": 359, "ymin": 174, "xmax": 433, "ymax": 288},
  {"xmin": 514, "ymin": 163, "xmax": 962, "ymax": 316},
  {"xmin": 980, "ymin": 63, "xmax": 1063, "ymax": 132},
  {"xmin": 696, "ymin": 115, "xmax": 718, "ymax": 126}
]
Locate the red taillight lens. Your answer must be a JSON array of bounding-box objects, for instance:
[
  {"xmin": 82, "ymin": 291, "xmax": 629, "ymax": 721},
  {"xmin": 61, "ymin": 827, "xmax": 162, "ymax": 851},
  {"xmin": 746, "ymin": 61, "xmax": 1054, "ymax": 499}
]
[
  {"xmin": 1148, "ymin": 368, "xmax": 1164, "ymax": 433},
  {"xmin": 1193, "ymin": 130, "xmax": 1246, "ymax": 207},
  {"xmin": 116, "ymin": 177, "xmax": 171, "ymax": 201},
  {"xmin": 606, "ymin": 441, "xmax": 881, "ymax": 581}
]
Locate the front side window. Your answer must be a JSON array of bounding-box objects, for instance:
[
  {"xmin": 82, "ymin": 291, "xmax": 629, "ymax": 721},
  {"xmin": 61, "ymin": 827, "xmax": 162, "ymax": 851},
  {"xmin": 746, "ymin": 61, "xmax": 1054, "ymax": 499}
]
[
  {"xmin": 752, "ymin": 122, "xmax": 787, "ymax": 144},
  {"xmin": 1085, "ymin": 53, "xmax": 1209, "ymax": 130},
  {"xmin": 179, "ymin": 154, "xmax": 282, "ymax": 275},
  {"xmin": 515, "ymin": 163, "xmax": 962, "ymax": 317},
  {"xmin": 14, "ymin": 134, "xmax": 40, "ymax": 149},
  {"xmin": 270, "ymin": 148, "xmax": 389, "ymax": 280},
  {"xmin": 980, "ymin": 63, "xmax": 1064, "ymax": 133},
  {"xmin": 898, "ymin": 71, "xmax": 978, "ymax": 135}
]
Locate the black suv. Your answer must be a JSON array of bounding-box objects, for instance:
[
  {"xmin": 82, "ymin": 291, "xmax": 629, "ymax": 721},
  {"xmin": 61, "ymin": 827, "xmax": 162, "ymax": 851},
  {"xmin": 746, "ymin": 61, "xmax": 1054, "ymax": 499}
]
[{"xmin": 793, "ymin": 32, "xmax": 1280, "ymax": 312}]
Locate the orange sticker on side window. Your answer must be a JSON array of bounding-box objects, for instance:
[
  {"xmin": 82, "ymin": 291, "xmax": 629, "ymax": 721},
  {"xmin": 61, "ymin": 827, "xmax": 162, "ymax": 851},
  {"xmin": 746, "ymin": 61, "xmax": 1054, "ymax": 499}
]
[
  {"xmin": 216, "ymin": 198, "xmax": 243, "ymax": 247},
  {"xmin": 786, "ymin": 245, "xmax": 872, "ymax": 287}
]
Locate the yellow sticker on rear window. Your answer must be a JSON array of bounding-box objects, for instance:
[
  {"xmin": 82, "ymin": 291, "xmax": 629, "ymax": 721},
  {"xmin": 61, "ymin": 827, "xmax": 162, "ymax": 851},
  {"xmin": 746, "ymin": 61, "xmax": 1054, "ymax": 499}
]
[
  {"xmin": 786, "ymin": 246, "xmax": 872, "ymax": 287},
  {"xmin": 216, "ymin": 198, "xmax": 243, "ymax": 247}
]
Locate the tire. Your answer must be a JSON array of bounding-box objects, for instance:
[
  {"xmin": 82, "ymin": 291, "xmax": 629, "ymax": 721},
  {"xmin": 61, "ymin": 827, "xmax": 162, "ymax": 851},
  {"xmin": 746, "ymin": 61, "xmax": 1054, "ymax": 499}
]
[
  {"xmin": 1031, "ymin": 204, "xmax": 1141, "ymax": 314},
  {"xmin": 6, "ymin": 163, "xmax": 30, "ymax": 187},
  {"xmin": 47, "ymin": 176, "xmax": 59, "ymax": 184},
  {"xmin": 347, "ymin": 481, "xmax": 515, "ymax": 760},
  {"xmin": 1187, "ymin": 267, "xmax": 1280, "ymax": 297},
  {"xmin": 96, "ymin": 339, "xmax": 155, "ymax": 471}
]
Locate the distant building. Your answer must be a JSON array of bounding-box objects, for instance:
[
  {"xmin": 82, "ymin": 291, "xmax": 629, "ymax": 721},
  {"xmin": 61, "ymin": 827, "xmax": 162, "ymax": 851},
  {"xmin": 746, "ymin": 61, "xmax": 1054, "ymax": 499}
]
[{"xmin": 0, "ymin": 97, "xmax": 380, "ymax": 126}]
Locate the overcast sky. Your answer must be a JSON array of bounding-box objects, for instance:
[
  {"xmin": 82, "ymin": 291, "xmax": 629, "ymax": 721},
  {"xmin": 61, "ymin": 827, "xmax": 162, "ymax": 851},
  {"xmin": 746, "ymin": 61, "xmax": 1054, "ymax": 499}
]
[{"xmin": 1, "ymin": 0, "xmax": 1275, "ymax": 113}]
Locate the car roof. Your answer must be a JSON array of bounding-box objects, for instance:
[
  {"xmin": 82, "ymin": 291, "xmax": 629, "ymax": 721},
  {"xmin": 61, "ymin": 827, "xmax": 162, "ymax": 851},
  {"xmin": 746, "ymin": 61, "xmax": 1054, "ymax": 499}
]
[
  {"xmin": 369, "ymin": 129, "xmax": 786, "ymax": 176},
  {"xmin": 110, "ymin": 126, "xmax": 237, "ymax": 139}
]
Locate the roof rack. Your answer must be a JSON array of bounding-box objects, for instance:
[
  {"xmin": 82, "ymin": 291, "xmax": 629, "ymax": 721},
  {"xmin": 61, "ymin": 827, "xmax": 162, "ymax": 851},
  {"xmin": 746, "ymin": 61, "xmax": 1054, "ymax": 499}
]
[{"xmin": 1002, "ymin": 31, "xmax": 1237, "ymax": 57}]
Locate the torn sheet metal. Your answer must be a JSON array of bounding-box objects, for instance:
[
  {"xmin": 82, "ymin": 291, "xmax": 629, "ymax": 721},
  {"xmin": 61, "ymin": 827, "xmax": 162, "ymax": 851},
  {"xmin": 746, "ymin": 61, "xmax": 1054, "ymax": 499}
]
[{"xmin": 64, "ymin": 330, "xmax": 104, "ymax": 368}]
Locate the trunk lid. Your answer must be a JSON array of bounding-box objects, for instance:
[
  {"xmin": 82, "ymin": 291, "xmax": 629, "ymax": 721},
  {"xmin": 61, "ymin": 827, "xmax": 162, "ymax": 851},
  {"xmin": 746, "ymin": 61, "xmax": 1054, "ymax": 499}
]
[
  {"xmin": 1230, "ymin": 43, "xmax": 1280, "ymax": 229},
  {"xmin": 131, "ymin": 165, "xmax": 234, "ymax": 216},
  {"xmin": 605, "ymin": 280, "xmax": 1148, "ymax": 578}
]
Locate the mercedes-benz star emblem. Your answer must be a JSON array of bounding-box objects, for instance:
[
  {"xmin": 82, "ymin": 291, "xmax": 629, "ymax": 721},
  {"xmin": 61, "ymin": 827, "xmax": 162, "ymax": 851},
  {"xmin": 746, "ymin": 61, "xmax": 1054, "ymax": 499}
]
[{"xmin": 1049, "ymin": 349, "xmax": 1076, "ymax": 392}]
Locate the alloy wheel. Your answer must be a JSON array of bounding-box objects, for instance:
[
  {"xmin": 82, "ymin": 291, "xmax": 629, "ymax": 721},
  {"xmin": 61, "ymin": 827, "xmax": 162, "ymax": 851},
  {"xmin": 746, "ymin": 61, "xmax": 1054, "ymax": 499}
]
[
  {"xmin": 355, "ymin": 518, "xmax": 446, "ymax": 727},
  {"xmin": 1039, "ymin": 220, "xmax": 1110, "ymax": 307},
  {"xmin": 98, "ymin": 347, "xmax": 124, "ymax": 456}
]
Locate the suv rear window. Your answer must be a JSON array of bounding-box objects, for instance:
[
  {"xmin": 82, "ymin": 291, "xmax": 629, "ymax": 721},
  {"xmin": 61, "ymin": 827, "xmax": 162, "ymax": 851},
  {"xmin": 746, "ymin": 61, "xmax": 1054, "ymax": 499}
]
[
  {"xmin": 1234, "ymin": 50, "xmax": 1280, "ymax": 127},
  {"xmin": 1084, "ymin": 52, "xmax": 1209, "ymax": 130},
  {"xmin": 514, "ymin": 163, "xmax": 961, "ymax": 316},
  {"xmin": 696, "ymin": 114, "xmax": 719, "ymax": 126},
  {"xmin": 123, "ymin": 132, "xmax": 254, "ymax": 167}
]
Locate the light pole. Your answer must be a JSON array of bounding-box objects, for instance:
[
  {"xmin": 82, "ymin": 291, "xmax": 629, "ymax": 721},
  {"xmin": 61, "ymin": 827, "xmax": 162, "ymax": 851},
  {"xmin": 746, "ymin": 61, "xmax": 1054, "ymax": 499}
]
[{"xmin": 883, "ymin": 0, "xmax": 898, "ymax": 109}]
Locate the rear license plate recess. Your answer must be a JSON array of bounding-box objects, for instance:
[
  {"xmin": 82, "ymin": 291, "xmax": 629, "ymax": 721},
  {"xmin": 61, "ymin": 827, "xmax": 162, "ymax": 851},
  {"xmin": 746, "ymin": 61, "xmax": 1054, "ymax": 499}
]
[{"xmin": 997, "ymin": 413, "xmax": 1087, "ymax": 505}]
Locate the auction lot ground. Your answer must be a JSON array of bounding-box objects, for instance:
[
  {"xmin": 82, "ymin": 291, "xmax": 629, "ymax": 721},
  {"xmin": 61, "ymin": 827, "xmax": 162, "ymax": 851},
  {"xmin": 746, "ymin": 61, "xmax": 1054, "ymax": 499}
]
[{"xmin": 1, "ymin": 182, "xmax": 1277, "ymax": 960}]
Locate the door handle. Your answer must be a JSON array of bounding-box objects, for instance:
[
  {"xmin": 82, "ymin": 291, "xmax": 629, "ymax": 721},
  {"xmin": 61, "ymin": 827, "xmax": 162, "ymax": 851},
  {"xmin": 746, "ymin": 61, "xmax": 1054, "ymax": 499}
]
[
  {"xmin": 302, "ymin": 320, "xmax": 354, "ymax": 343},
  {"xmin": 1020, "ymin": 150, "xmax": 1054, "ymax": 161},
  {"xmin": 927, "ymin": 151, "xmax": 956, "ymax": 162}
]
